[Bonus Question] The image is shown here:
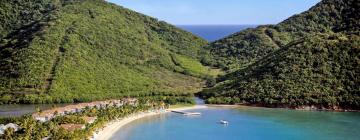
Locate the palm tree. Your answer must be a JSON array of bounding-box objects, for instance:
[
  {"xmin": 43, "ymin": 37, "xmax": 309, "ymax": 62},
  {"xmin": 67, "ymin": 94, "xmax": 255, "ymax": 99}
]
[
  {"xmin": 35, "ymin": 107, "xmax": 41, "ymax": 113},
  {"xmin": 20, "ymin": 117, "xmax": 36, "ymax": 139},
  {"xmin": 3, "ymin": 127, "xmax": 15, "ymax": 140}
]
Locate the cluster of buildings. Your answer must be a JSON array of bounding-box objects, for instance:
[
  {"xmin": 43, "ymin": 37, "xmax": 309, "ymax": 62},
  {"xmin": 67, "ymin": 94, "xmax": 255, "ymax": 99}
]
[
  {"xmin": 0, "ymin": 123, "xmax": 20, "ymax": 135},
  {"xmin": 32, "ymin": 98, "xmax": 138, "ymax": 122},
  {"xmin": 0, "ymin": 98, "xmax": 139, "ymax": 136}
]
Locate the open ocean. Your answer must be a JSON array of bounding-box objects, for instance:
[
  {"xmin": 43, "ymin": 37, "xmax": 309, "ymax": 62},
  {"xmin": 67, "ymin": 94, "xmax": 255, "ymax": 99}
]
[{"xmin": 177, "ymin": 25, "xmax": 257, "ymax": 42}]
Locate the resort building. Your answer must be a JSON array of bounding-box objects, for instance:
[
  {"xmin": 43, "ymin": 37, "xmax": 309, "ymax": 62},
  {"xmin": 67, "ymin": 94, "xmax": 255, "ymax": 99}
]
[
  {"xmin": 123, "ymin": 98, "xmax": 138, "ymax": 106},
  {"xmin": 58, "ymin": 116, "xmax": 96, "ymax": 132},
  {"xmin": 0, "ymin": 123, "xmax": 20, "ymax": 135},
  {"xmin": 32, "ymin": 98, "xmax": 138, "ymax": 122},
  {"xmin": 81, "ymin": 116, "xmax": 97, "ymax": 124},
  {"xmin": 59, "ymin": 124, "xmax": 86, "ymax": 131}
]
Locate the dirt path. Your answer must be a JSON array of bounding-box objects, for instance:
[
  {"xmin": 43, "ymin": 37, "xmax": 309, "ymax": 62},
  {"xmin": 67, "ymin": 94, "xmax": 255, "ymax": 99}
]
[
  {"xmin": 263, "ymin": 28, "xmax": 281, "ymax": 48},
  {"xmin": 43, "ymin": 28, "xmax": 71, "ymax": 94}
]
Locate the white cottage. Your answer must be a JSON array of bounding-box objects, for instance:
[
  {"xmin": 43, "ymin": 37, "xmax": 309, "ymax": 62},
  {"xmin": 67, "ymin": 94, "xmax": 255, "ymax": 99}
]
[{"xmin": 0, "ymin": 123, "xmax": 20, "ymax": 135}]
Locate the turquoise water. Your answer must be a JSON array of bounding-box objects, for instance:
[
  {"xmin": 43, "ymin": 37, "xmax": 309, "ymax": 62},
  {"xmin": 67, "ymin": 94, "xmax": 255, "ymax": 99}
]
[{"xmin": 110, "ymin": 106, "xmax": 360, "ymax": 140}]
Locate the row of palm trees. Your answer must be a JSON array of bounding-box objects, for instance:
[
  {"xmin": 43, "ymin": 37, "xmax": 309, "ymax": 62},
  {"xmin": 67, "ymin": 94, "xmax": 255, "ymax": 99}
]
[{"xmin": 0, "ymin": 99, "xmax": 168, "ymax": 139}]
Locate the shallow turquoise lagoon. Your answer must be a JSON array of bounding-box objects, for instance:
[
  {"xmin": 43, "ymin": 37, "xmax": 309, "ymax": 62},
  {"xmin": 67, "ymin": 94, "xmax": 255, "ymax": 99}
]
[{"xmin": 110, "ymin": 106, "xmax": 360, "ymax": 140}]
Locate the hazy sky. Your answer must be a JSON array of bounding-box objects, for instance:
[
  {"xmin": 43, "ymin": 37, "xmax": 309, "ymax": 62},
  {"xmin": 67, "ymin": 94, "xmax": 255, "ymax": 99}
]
[{"xmin": 107, "ymin": 0, "xmax": 321, "ymax": 25}]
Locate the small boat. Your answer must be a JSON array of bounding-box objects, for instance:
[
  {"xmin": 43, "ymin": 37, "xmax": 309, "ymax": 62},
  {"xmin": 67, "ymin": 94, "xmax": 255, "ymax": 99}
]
[{"xmin": 220, "ymin": 120, "xmax": 229, "ymax": 124}]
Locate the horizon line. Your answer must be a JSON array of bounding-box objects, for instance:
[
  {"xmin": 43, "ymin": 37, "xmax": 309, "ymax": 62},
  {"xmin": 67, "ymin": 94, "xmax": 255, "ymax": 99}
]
[{"xmin": 175, "ymin": 24, "xmax": 261, "ymax": 26}]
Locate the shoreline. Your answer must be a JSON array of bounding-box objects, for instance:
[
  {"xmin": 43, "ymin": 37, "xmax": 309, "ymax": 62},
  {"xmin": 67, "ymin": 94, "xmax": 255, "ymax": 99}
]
[
  {"xmin": 95, "ymin": 105, "xmax": 207, "ymax": 140},
  {"xmin": 206, "ymin": 104, "xmax": 360, "ymax": 112}
]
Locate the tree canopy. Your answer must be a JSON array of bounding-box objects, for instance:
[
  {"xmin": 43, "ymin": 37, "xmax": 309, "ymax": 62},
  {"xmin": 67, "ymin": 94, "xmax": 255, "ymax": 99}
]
[
  {"xmin": 199, "ymin": 0, "xmax": 360, "ymax": 110},
  {"xmin": 0, "ymin": 0, "xmax": 210, "ymax": 104}
]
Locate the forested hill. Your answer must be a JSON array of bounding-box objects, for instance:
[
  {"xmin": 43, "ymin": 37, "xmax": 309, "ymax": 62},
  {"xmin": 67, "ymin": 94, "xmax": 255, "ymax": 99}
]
[
  {"xmin": 0, "ymin": 0, "xmax": 211, "ymax": 104},
  {"xmin": 199, "ymin": 0, "xmax": 360, "ymax": 110},
  {"xmin": 201, "ymin": 0, "xmax": 359, "ymax": 70}
]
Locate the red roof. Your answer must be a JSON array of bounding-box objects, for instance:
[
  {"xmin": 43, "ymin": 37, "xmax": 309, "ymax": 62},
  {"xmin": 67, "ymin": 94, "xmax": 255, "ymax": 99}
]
[
  {"xmin": 60, "ymin": 124, "xmax": 85, "ymax": 131},
  {"xmin": 81, "ymin": 116, "xmax": 97, "ymax": 123}
]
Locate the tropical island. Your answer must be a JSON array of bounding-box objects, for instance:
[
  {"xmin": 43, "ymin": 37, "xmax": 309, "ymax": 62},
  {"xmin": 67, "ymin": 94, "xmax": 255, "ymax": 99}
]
[{"xmin": 0, "ymin": 0, "xmax": 359, "ymax": 139}]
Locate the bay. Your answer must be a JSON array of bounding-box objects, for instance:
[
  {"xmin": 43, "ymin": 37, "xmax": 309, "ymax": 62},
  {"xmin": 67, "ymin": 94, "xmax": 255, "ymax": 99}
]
[{"xmin": 110, "ymin": 106, "xmax": 360, "ymax": 140}]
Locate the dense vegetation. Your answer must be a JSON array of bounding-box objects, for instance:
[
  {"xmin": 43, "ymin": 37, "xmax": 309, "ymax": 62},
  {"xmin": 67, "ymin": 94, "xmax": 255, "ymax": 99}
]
[
  {"xmin": 0, "ymin": 99, "xmax": 172, "ymax": 140},
  {"xmin": 199, "ymin": 0, "xmax": 360, "ymax": 110},
  {"xmin": 0, "ymin": 0, "xmax": 211, "ymax": 104},
  {"xmin": 201, "ymin": 0, "xmax": 359, "ymax": 70},
  {"xmin": 1, "ymin": 0, "xmax": 359, "ymax": 111}
]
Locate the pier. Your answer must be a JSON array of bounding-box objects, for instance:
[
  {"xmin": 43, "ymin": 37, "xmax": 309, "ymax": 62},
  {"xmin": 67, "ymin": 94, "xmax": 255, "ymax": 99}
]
[{"xmin": 171, "ymin": 110, "xmax": 201, "ymax": 116}]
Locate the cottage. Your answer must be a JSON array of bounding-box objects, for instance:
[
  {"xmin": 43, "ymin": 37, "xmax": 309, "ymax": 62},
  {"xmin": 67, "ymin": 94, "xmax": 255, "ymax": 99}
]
[
  {"xmin": 123, "ymin": 98, "xmax": 138, "ymax": 106},
  {"xmin": 81, "ymin": 116, "xmax": 97, "ymax": 124},
  {"xmin": 0, "ymin": 123, "xmax": 20, "ymax": 135},
  {"xmin": 32, "ymin": 99, "xmax": 129, "ymax": 122},
  {"xmin": 60, "ymin": 124, "xmax": 86, "ymax": 131}
]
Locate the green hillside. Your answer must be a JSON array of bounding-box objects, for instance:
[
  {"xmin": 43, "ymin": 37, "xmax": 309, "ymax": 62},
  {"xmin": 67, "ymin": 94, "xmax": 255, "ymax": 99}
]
[
  {"xmin": 201, "ymin": 0, "xmax": 359, "ymax": 70},
  {"xmin": 199, "ymin": 0, "xmax": 360, "ymax": 110},
  {"xmin": 0, "ymin": 0, "xmax": 209, "ymax": 104}
]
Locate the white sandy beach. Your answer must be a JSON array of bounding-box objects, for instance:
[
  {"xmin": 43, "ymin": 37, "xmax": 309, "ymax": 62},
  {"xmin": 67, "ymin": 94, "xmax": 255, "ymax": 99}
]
[{"xmin": 95, "ymin": 105, "xmax": 207, "ymax": 140}]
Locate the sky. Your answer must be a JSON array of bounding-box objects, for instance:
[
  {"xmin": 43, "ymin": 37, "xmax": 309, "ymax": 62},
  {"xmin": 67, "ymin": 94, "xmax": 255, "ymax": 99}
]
[{"xmin": 107, "ymin": 0, "xmax": 321, "ymax": 25}]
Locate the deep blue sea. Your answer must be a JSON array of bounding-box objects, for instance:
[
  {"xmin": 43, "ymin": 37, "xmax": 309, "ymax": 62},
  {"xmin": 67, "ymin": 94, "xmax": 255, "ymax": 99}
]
[
  {"xmin": 110, "ymin": 107, "xmax": 360, "ymax": 140},
  {"xmin": 177, "ymin": 25, "xmax": 257, "ymax": 42}
]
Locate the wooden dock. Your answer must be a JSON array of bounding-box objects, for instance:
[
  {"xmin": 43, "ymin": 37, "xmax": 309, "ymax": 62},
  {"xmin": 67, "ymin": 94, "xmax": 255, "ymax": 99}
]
[{"xmin": 171, "ymin": 110, "xmax": 201, "ymax": 115}]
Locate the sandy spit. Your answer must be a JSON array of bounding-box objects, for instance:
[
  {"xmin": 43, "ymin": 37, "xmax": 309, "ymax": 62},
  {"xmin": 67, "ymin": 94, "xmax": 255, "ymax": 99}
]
[{"xmin": 94, "ymin": 105, "xmax": 207, "ymax": 140}]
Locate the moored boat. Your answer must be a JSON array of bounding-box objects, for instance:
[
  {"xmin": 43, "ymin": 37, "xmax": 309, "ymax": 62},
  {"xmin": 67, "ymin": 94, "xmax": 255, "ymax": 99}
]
[{"xmin": 220, "ymin": 120, "xmax": 229, "ymax": 124}]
